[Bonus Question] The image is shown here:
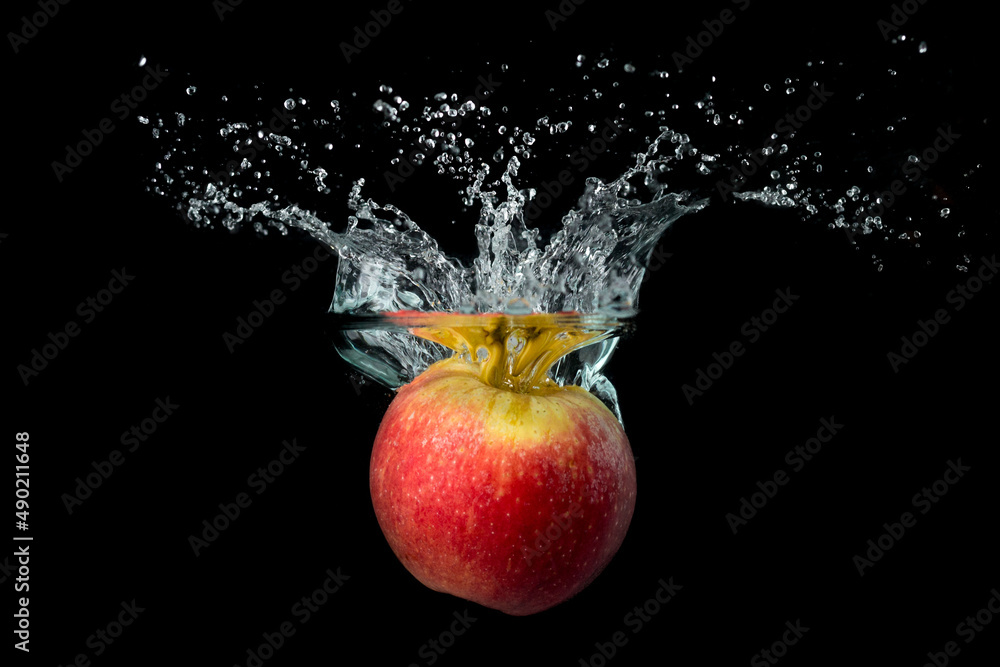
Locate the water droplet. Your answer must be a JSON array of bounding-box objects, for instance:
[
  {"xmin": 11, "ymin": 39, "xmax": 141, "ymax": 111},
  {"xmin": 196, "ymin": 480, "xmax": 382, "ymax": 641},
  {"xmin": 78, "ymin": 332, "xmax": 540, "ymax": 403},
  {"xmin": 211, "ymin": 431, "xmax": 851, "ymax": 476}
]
[
  {"xmin": 284, "ymin": 98, "xmax": 296, "ymax": 110},
  {"xmin": 138, "ymin": 116, "xmax": 149, "ymax": 125},
  {"xmin": 186, "ymin": 86, "xmax": 197, "ymax": 95},
  {"xmin": 138, "ymin": 55, "xmax": 147, "ymax": 67},
  {"xmin": 597, "ymin": 58, "xmax": 609, "ymax": 69},
  {"xmin": 770, "ymin": 170, "xmax": 781, "ymax": 180},
  {"xmin": 624, "ymin": 63, "xmax": 636, "ymax": 73},
  {"xmin": 940, "ymin": 208, "xmax": 951, "ymax": 218},
  {"xmin": 918, "ymin": 41, "xmax": 928, "ymax": 53}
]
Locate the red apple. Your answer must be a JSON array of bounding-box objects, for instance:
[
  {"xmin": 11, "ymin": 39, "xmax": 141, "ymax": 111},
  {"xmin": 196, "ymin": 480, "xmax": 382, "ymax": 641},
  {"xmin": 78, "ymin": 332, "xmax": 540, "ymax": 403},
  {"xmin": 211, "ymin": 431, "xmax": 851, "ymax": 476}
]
[{"xmin": 369, "ymin": 346, "xmax": 637, "ymax": 616}]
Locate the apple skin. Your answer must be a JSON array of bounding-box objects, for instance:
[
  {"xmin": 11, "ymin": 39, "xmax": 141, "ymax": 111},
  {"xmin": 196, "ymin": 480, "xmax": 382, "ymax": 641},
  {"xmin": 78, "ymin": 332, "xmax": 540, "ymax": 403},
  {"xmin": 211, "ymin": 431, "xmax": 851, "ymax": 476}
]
[{"xmin": 369, "ymin": 356, "xmax": 637, "ymax": 616}]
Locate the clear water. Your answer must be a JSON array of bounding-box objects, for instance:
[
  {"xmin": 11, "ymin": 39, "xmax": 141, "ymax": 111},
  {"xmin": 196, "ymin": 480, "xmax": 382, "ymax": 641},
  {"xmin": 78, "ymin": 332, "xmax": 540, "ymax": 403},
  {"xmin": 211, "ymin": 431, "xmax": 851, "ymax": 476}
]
[
  {"xmin": 159, "ymin": 124, "xmax": 707, "ymax": 419},
  {"xmin": 145, "ymin": 45, "xmax": 978, "ymax": 420}
]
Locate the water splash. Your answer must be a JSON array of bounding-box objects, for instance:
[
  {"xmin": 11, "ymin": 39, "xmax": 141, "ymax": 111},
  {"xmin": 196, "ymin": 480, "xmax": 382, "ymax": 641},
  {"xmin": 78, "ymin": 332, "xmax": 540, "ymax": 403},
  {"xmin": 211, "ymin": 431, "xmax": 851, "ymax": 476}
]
[{"xmin": 144, "ymin": 50, "xmax": 981, "ymax": 418}]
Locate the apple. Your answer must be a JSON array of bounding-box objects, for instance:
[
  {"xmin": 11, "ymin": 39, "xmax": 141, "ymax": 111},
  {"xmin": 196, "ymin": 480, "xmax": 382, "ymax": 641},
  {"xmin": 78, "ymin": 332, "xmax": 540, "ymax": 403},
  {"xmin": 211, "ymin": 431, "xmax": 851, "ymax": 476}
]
[{"xmin": 369, "ymin": 328, "xmax": 637, "ymax": 616}]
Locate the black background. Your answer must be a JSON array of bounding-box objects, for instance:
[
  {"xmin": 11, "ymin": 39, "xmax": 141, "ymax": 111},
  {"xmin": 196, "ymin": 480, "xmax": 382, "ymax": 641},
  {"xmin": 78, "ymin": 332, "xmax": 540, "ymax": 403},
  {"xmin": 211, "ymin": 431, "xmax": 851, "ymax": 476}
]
[{"xmin": 5, "ymin": 0, "xmax": 997, "ymax": 665}]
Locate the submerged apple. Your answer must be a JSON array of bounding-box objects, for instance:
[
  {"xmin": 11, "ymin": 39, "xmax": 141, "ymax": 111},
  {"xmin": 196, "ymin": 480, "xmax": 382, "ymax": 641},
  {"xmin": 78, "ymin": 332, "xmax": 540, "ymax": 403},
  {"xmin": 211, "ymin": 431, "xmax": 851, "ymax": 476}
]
[{"xmin": 369, "ymin": 313, "xmax": 636, "ymax": 616}]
